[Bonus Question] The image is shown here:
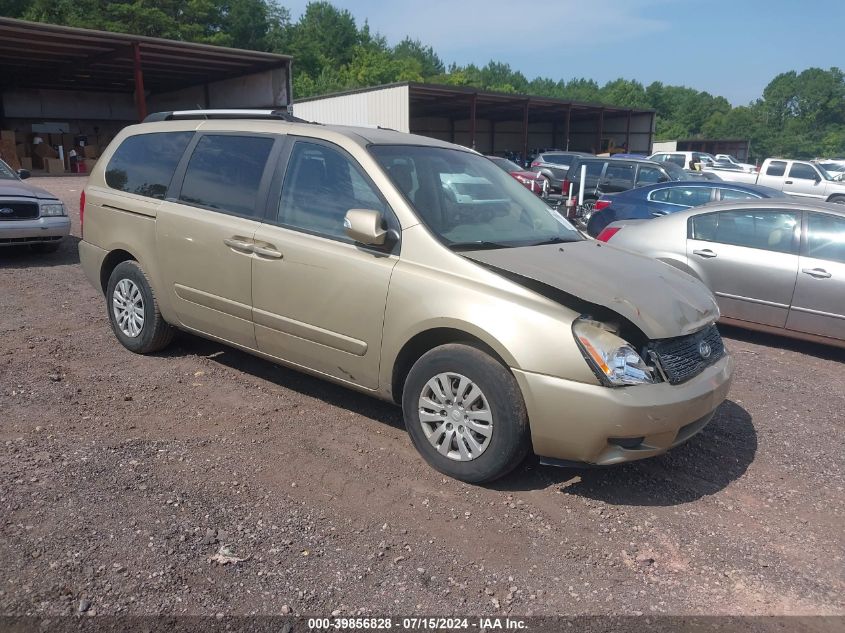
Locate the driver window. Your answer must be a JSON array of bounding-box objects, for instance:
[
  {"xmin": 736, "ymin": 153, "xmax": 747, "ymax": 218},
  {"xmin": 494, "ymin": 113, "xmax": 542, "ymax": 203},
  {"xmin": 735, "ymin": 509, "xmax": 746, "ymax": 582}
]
[{"xmin": 278, "ymin": 141, "xmax": 387, "ymax": 241}]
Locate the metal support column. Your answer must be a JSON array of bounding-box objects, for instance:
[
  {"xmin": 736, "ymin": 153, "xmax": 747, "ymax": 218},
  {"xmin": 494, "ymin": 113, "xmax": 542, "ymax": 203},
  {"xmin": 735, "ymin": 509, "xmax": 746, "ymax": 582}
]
[
  {"xmin": 522, "ymin": 100, "xmax": 529, "ymax": 163},
  {"xmin": 469, "ymin": 93, "xmax": 477, "ymax": 149},
  {"xmin": 133, "ymin": 42, "xmax": 147, "ymax": 122},
  {"xmin": 596, "ymin": 108, "xmax": 604, "ymax": 154},
  {"xmin": 625, "ymin": 110, "xmax": 632, "ymax": 152},
  {"xmin": 564, "ymin": 106, "xmax": 571, "ymax": 151}
]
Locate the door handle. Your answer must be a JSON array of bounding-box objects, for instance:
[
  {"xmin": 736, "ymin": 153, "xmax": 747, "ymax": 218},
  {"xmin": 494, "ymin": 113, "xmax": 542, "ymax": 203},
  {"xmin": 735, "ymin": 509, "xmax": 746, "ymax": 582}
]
[
  {"xmin": 802, "ymin": 267, "xmax": 831, "ymax": 279},
  {"xmin": 223, "ymin": 237, "xmax": 254, "ymax": 253},
  {"xmin": 784, "ymin": 180, "xmax": 793, "ymax": 184},
  {"xmin": 693, "ymin": 249, "xmax": 717, "ymax": 258},
  {"xmin": 252, "ymin": 244, "xmax": 283, "ymax": 259}
]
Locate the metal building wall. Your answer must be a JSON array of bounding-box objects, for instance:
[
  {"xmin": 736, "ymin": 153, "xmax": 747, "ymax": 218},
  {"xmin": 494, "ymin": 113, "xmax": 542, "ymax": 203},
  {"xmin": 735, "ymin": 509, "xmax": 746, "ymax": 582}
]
[{"xmin": 293, "ymin": 85, "xmax": 410, "ymax": 131}]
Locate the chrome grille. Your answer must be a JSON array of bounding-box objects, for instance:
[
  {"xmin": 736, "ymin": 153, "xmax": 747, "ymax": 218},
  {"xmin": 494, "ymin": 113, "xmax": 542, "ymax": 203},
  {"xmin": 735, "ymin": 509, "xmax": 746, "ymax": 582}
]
[
  {"xmin": 648, "ymin": 324, "xmax": 724, "ymax": 385},
  {"xmin": 0, "ymin": 201, "xmax": 39, "ymax": 220}
]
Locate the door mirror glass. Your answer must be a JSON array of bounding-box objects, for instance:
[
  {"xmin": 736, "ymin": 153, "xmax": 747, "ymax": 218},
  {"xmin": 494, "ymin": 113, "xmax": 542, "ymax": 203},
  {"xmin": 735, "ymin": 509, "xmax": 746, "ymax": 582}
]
[
  {"xmin": 344, "ymin": 209, "xmax": 387, "ymax": 245},
  {"xmin": 17, "ymin": 169, "xmax": 31, "ymax": 180}
]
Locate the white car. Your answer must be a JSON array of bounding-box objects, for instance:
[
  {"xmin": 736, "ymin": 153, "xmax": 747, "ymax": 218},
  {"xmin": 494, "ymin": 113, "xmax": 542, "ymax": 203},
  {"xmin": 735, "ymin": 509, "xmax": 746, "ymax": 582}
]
[{"xmin": 714, "ymin": 154, "xmax": 757, "ymax": 173}]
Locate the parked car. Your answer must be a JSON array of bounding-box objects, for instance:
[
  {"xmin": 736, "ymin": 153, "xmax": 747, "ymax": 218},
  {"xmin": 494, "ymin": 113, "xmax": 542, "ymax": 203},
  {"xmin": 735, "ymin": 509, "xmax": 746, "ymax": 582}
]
[
  {"xmin": 649, "ymin": 151, "xmax": 716, "ymax": 171},
  {"xmin": 563, "ymin": 156, "xmax": 695, "ymax": 226},
  {"xmin": 815, "ymin": 159, "xmax": 845, "ymax": 180},
  {"xmin": 598, "ymin": 199, "xmax": 845, "ymax": 347},
  {"xmin": 714, "ymin": 154, "xmax": 756, "ymax": 173},
  {"xmin": 713, "ymin": 158, "xmax": 845, "ymax": 201},
  {"xmin": 78, "ymin": 109, "xmax": 733, "ymax": 483},
  {"xmin": 487, "ymin": 156, "xmax": 547, "ymax": 196},
  {"xmin": 529, "ymin": 151, "xmax": 592, "ymax": 193},
  {"xmin": 586, "ymin": 181, "xmax": 787, "ymax": 237},
  {"xmin": 0, "ymin": 158, "xmax": 69, "ymax": 252}
]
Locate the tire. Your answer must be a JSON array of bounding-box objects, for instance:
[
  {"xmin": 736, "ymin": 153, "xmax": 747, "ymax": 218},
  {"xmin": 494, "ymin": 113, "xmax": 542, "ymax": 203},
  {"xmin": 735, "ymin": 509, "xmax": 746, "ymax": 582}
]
[
  {"xmin": 402, "ymin": 343, "xmax": 530, "ymax": 484},
  {"xmin": 106, "ymin": 260, "xmax": 174, "ymax": 354},
  {"xmin": 33, "ymin": 241, "xmax": 60, "ymax": 253}
]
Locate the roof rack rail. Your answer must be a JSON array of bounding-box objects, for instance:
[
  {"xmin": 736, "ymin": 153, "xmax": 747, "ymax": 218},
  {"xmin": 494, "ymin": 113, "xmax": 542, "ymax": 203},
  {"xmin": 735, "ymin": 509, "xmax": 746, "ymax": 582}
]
[{"xmin": 143, "ymin": 109, "xmax": 313, "ymax": 123}]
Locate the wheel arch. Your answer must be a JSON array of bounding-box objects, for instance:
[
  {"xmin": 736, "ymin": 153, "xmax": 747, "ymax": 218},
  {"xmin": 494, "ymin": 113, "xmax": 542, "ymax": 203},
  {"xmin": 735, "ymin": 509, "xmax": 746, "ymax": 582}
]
[
  {"xmin": 100, "ymin": 248, "xmax": 138, "ymax": 294},
  {"xmin": 389, "ymin": 327, "xmax": 512, "ymax": 405}
]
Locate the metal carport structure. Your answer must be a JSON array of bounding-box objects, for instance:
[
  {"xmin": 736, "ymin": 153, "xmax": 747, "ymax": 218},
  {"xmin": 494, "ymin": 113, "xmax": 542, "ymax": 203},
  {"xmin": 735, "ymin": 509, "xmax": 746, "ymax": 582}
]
[
  {"xmin": 0, "ymin": 17, "xmax": 292, "ymax": 125},
  {"xmin": 294, "ymin": 82, "xmax": 656, "ymax": 158}
]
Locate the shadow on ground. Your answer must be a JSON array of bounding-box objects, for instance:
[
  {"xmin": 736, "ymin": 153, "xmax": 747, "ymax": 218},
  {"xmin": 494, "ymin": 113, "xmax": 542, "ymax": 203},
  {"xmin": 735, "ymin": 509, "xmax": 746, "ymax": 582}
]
[
  {"xmin": 165, "ymin": 333, "xmax": 405, "ymax": 430},
  {"xmin": 0, "ymin": 236, "xmax": 81, "ymax": 269},
  {"xmin": 720, "ymin": 323, "xmax": 845, "ymax": 363},
  {"xmin": 496, "ymin": 399, "xmax": 756, "ymax": 505}
]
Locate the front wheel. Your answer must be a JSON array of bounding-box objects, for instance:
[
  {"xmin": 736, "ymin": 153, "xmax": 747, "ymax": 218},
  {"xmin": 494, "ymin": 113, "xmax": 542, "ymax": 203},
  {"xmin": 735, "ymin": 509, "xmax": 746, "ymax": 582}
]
[
  {"xmin": 829, "ymin": 195, "xmax": 845, "ymax": 205},
  {"xmin": 106, "ymin": 260, "xmax": 174, "ymax": 354},
  {"xmin": 402, "ymin": 344, "xmax": 530, "ymax": 483}
]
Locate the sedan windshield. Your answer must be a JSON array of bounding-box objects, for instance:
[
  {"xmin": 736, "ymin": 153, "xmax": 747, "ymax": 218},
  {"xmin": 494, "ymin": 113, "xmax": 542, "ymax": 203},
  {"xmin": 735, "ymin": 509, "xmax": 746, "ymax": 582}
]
[{"xmin": 371, "ymin": 145, "xmax": 582, "ymax": 249}]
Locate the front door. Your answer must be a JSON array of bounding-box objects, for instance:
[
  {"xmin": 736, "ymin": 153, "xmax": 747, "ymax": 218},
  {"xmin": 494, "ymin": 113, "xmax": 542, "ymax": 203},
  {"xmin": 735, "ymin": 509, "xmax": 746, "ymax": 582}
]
[
  {"xmin": 686, "ymin": 208, "xmax": 801, "ymax": 327},
  {"xmin": 156, "ymin": 133, "xmax": 278, "ymax": 348},
  {"xmin": 786, "ymin": 212, "xmax": 845, "ymax": 341},
  {"xmin": 251, "ymin": 138, "xmax": 399, "ymax": 389},
  {"xmin": 783, "ymin": 162, "xmax": 826, "ymax": 199}
]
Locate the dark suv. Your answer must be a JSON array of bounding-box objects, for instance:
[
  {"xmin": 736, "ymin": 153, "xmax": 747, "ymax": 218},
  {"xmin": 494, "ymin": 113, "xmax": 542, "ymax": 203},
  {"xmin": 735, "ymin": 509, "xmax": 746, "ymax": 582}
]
[{"xmin": 529, "ymin": 151, "xmax": 593, "ymax": 193}]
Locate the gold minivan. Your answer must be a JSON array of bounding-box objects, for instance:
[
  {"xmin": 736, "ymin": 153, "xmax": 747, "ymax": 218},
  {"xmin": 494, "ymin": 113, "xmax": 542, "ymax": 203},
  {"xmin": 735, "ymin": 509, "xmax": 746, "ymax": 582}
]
[{"xmin": 79, "ymin": 110, "xmax": 734, "ymax": 483}]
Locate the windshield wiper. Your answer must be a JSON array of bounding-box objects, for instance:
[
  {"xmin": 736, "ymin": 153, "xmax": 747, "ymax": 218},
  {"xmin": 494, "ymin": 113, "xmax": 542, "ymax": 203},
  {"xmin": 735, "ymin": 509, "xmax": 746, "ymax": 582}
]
[
  {"xmin": 447, "ymin": 240, "xmax": 514, "ymax": 251},
  {"xmin": 526, "ymin": 236, "xmax": 581, "ymax": 246}
]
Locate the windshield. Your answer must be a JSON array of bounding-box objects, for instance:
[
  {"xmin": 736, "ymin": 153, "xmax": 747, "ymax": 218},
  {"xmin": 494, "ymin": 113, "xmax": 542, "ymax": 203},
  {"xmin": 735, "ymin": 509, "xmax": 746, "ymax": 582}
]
[
  {"xmin": 816, "ymin": 163, "xmax": 836, "ymax": 181},
  {"xmin": 543, "ymin": 154, "xmax": 575, "ymax": 167},
  {"xmin": 371, "ymin": 145, "xmax": 582, "ymax": 249},
  {"xmin": 0, "ymin": 159, "xmax": 17, "ymax": 180},
  {"xmin": 490, "ymin": 157, "xmax": 523, "ymax": 173},
  {"xmin": 661, "ymin": 161, "xmax": 687, "ymax": 180}
]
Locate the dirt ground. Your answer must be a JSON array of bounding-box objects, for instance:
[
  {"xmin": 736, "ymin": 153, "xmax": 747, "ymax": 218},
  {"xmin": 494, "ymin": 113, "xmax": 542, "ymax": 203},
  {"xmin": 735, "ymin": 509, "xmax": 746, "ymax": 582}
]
[{"xmin": 1, "ymin": 177, "xmax": 844, "ymax": 619}]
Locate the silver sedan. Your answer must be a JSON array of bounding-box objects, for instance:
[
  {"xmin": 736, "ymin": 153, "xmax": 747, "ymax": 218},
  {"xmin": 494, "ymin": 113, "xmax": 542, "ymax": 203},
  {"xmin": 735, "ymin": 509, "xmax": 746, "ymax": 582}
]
[{"xmin": 598, "ymin": 199, "xmax": 845, "ymax": 347}]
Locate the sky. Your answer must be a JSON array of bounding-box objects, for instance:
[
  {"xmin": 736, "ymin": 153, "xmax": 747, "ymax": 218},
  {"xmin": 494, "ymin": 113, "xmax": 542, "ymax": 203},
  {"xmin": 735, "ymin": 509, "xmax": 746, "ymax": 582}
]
[{"xmin": 280, "ymin": 0, "xmax": 845, "ymax": 105}]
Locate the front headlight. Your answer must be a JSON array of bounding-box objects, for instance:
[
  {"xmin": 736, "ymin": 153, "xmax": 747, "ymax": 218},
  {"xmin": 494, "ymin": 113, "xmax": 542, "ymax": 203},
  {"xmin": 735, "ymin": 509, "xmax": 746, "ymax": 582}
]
[
  {"xmin": 573, "ymin": 317, "xmax": 654, "ymax": 386},
  {"xmin": 40, "ymin": 203, "xmax": 66, "ymax": 217}
]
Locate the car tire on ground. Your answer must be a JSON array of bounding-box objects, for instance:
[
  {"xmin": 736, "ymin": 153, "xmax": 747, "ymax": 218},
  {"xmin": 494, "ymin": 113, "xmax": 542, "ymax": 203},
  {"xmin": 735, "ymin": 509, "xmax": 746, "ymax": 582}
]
[
  {"xmin": 402, "ymin": 343, "xmax": 530, "ymax": 484},
  {"xmin": 106, "ymin": 260, "xmax": 174, "ymax": 354}
]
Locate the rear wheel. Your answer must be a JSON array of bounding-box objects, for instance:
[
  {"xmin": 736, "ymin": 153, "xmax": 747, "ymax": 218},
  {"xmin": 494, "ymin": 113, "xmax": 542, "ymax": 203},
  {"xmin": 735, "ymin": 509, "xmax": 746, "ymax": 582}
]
[
  {"xmin": 106, "ymin": 260, "xmax": 174, "ymax": 354},
  {"xmin": 402, "ymin": 344, "xmax": 530, "ymax": 483}
]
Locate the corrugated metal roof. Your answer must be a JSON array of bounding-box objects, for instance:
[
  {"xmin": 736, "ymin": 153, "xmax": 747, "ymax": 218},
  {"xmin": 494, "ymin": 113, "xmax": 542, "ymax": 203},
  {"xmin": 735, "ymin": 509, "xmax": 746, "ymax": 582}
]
[{"xmin": 0, "ymin": 17, "xmax": 291, "ymax": 94}]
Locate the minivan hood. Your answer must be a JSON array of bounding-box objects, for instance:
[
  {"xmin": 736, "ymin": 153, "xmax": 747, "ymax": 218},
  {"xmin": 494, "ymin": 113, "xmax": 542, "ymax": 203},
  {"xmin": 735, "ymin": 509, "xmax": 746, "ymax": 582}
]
[
  {"xmin": 463, "ymin": 241, "xmax": 719, "ymax": 340},
  {"xmin": 0, "ymin": 181, "xmax": 58, "ymax": 200}
]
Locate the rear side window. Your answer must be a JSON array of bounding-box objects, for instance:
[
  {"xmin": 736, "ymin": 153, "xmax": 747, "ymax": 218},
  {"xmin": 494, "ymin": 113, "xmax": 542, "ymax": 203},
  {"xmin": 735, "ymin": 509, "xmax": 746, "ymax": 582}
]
[
  {"xmin": 604, "ymin": 163, "xmax": 635, "ymax": 187},
  {"xmin": 651, "ymin": 186, "xmax": 712, "ymax": 206},
  {"xmin": 105, "ymin": 132, "xmax": 193, "ymax": 199},
  {"xmin": 805, "ymin": 213, "xmax": 845, "ymax": 264},
  {"xmin": 636, "ymin": 165, "xmax": 664, "ymax": 185},
  {"xmin": 766, "ymin": 161, "xmax": 787, "ymax": 177},
  {"xmin": 179, "ymin": 135, "xmax": 274, "ymax": 218},
  {"xmin": 689, "ymin": 210, "xmax": 799, "ymax": 253}
]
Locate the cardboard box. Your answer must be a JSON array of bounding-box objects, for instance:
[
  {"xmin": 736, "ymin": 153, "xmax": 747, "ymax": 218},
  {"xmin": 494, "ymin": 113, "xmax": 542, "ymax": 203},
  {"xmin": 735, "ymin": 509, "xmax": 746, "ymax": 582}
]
[
  {"xmin": 0, "ymin": 139, "xmax": 21, "ymax": 170},
  {"xmin": 82, "ymin": 145, "xmax": 99, "ymax": 158},
  {"xmin": 83, "ymin": 158, "xmax": 98, "ymax": 171},
  {"xmin": 33, "ymin": 143, "xmax": 58, "ymax": 159},
  {"xmin": 20, "ymin": 157, "xmax": 32, "ymax": 171},
  {"xmin": 44, "ymin": 157, "xmax": 65, "ymax": 174},
  {"xmin": 1, "ymin": 130, "xmax": 15, "ymax": 143}
]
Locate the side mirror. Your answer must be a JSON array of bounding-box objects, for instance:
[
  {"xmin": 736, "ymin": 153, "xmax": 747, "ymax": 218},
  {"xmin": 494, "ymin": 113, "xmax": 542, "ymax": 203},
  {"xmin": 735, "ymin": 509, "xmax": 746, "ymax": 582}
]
[
  {"xmin": 17, "ymin": 169, "xmax": 31, "ymax": 180},
  {"xmin": 815, "ymin": 174, "xmax": 822, "ymax": 183},
  {"xmin": 344, "ymin": 208, "xmax": 387, "ymax": 246}
]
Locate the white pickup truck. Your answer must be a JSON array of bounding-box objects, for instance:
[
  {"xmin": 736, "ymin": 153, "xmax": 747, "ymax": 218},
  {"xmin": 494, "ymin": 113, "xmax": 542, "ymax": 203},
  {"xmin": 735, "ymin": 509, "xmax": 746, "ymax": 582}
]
[{"xmin": 707, "ymin": 158, "xmax": 845, "ymax": 203}]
